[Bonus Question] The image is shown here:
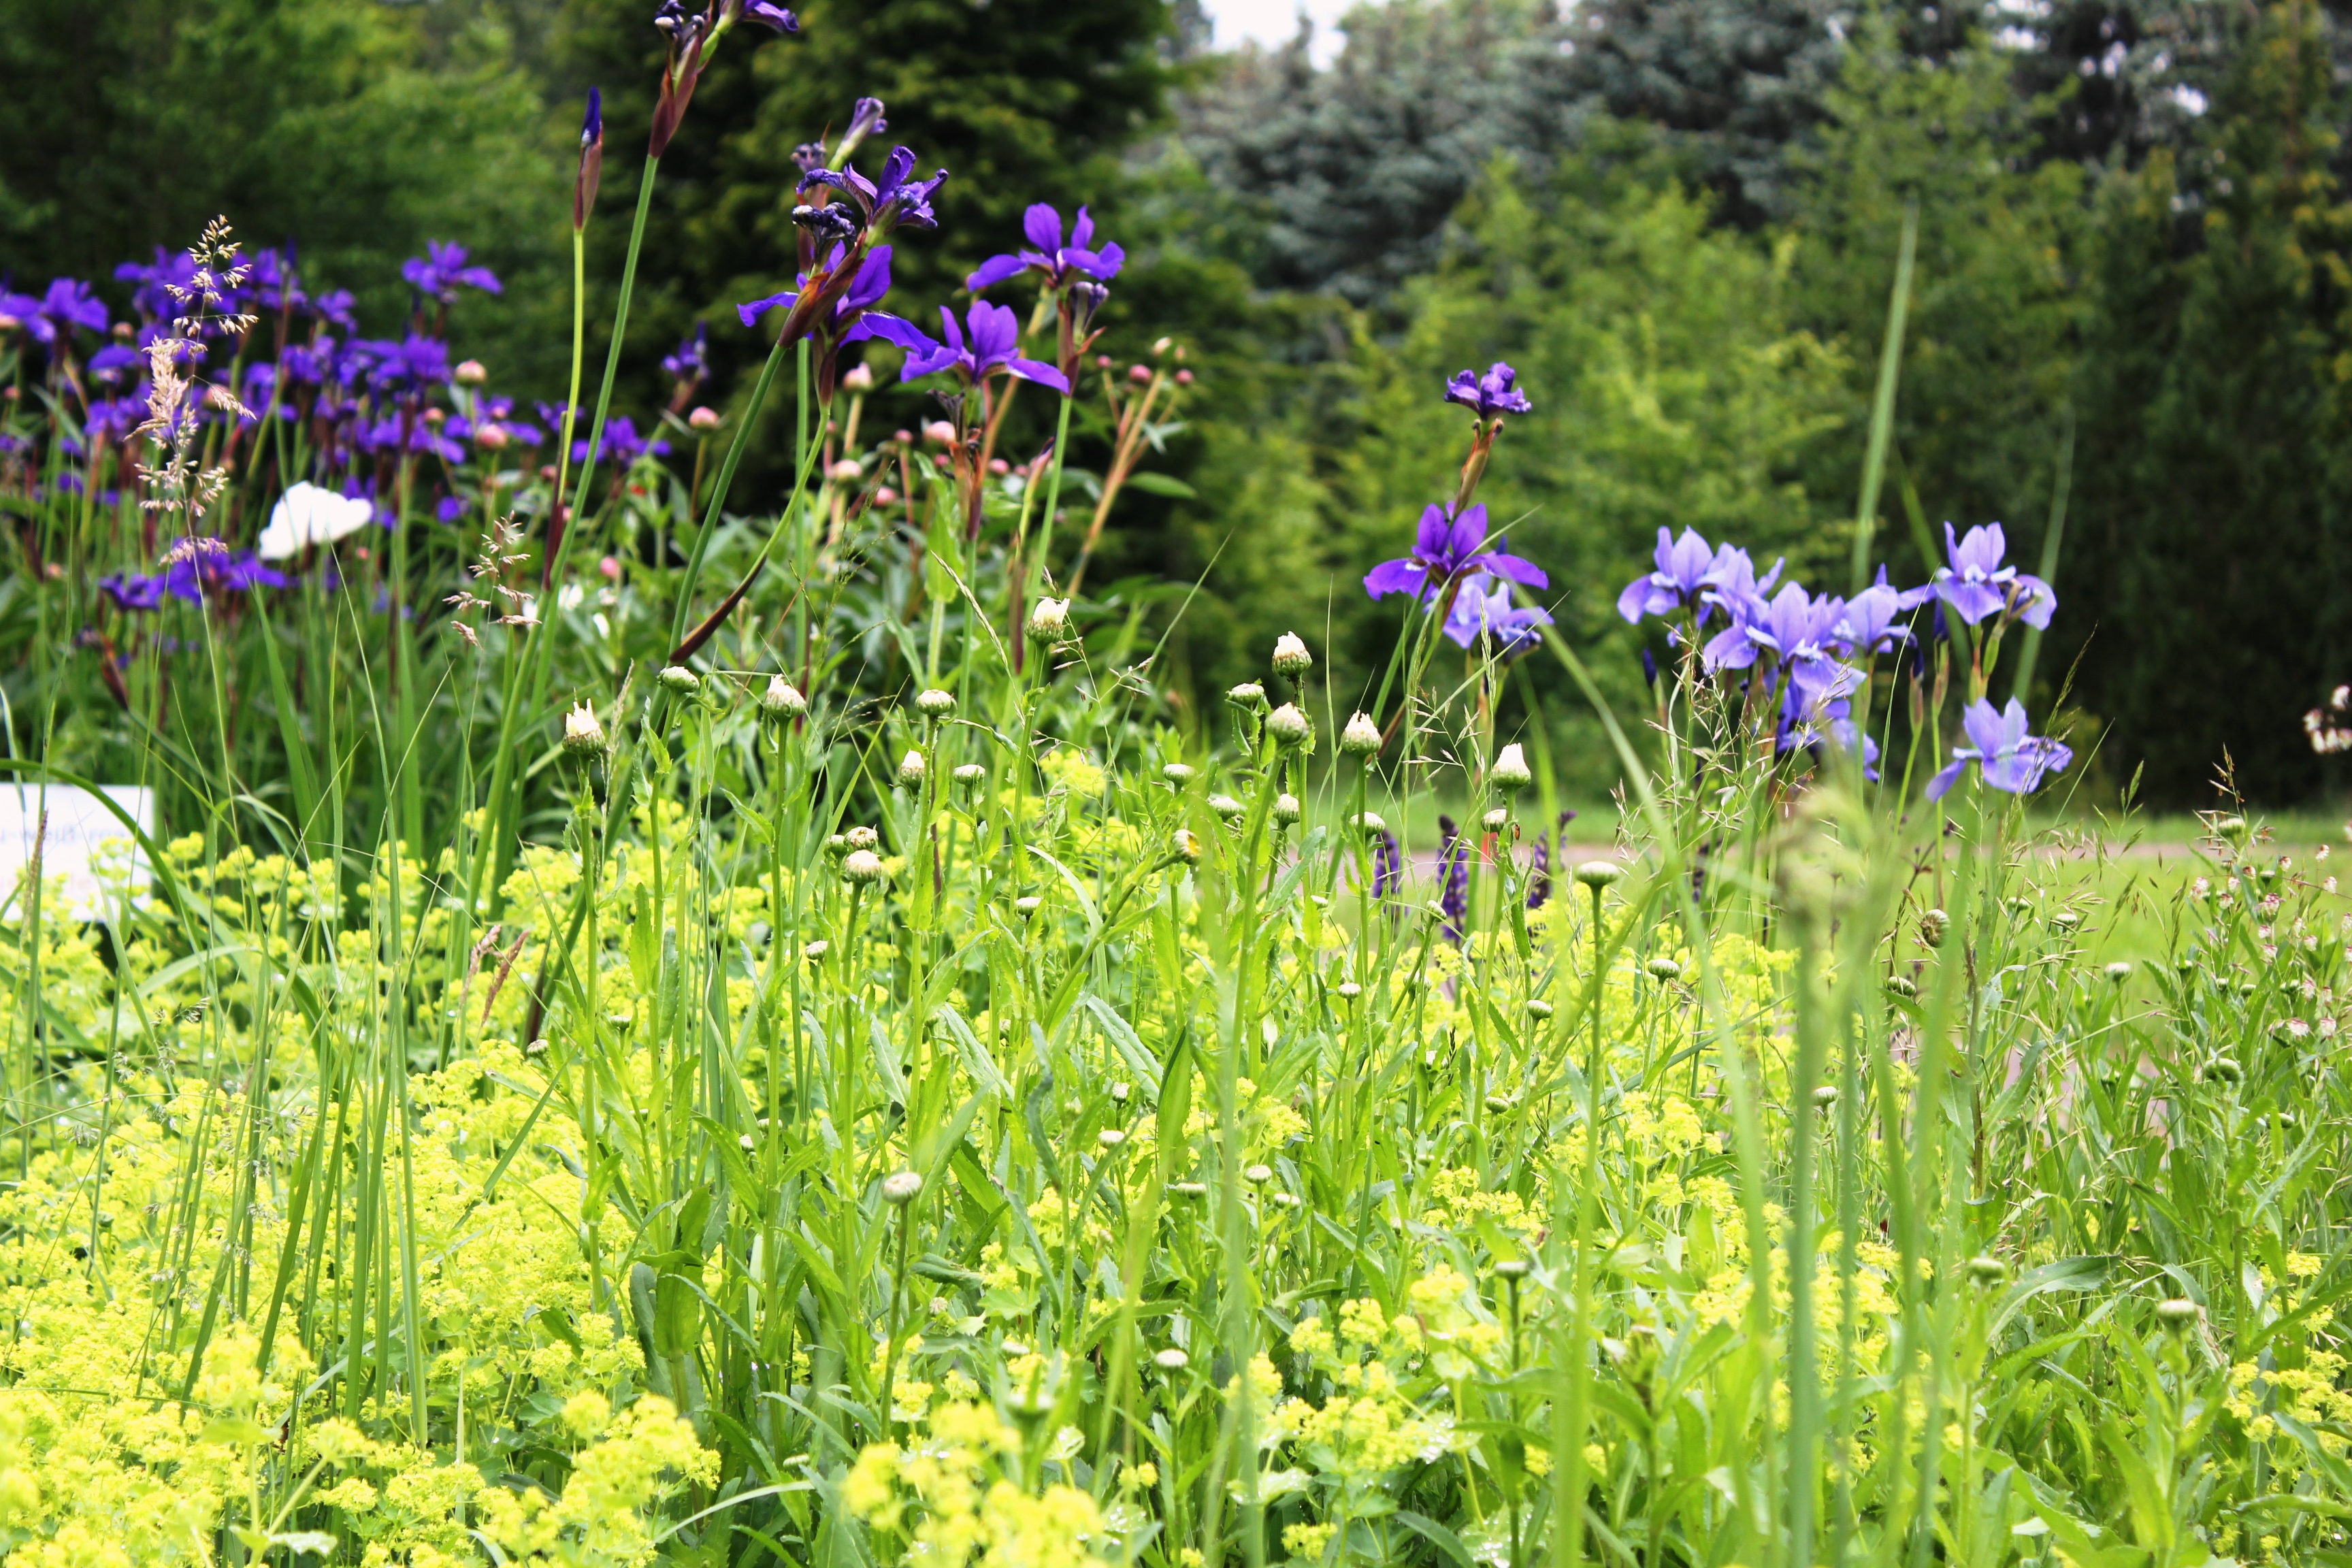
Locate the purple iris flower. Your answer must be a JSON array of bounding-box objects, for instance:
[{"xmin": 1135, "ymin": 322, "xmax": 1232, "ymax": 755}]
[
  {"xmin": 1703, "ymin": 582, "xmax": 1857, "ymax": 708},
  {"xmin": 115, "ymin": 248, "xmax": 199, "ymax": 321},
  {"xmin": 1437, "ymin": 815, "xmax": 1469, "ymax": 943},
  {"xmin": 402, "ymin": 242, "xmax": 503, "ymax": 303},
  {"xmin": 797, "ymin": 146, "xmax": 947, "ymax": 235},
  {"xmin": 1778, "ymin": 689, "xmax": 1880, "ymax": 781},
  {"xmin": 38, "ymin": 279, "xmax": 111, "ymax": 339},
  {"xmin": 967, "ymin": 203, "xmax": 1125, "ymax": 293},
  {"xmin": 87, "ymin": 344, "xmax": 142, "ymax": 387},
  {"xmin": 100, "ymin": 572, "xmax": 168, "ymax": 612},
  {"xmin": 1443, "ymin": 361, "xmax": 1533, "ymax": 419},
  {"xmin": 1616, "ymin": 525, "xmax": 1719, "ymax": 623},
  {"xmin": 879, "ymin": 299, "xmax": 1069, "ymax": 393},
  {"xmin": 361, "ymin": 334, "xmax": 453, "ymax": 393},
  {"xmin": 662, "ymin": 321, "xmax": 709, "ymax": 382},
  {"xmin": 1365, "ymin": 502, "xmax": 1547, "ymax": 604},
  {"xmin": 1927, "ymin": 698, "xmax": 2074, "ymax": 799},
  {"xmin": 280, "ymin": 342, "xmax": 333, "ymax": 385},
  {"xmin": 0, "ymin": 293, "xmax": 42, "ymax": 338},
  {"xmin": 572, "ymin": 415, "xmax": 670, "ymax": 468},
  {"xmin": 159, "ymin": 541, "xmax": 290, "ymax": 602},
  {"xmin": 1833, "ymin": 565, "xmax": 1931, "ymax": 654},
  {"xmin": 249, "ymin": 248, "xmax": 304, "ymax": 315},
  {"xmin": 1443, "ymin": 572, "xmax": 1553, "ymax": 654},
  {"xmin": 736, "ymin": 0, "xmax": 799, "ymax": 29},
  {"xmin": 1695, "ymin": 544, "xmax": 1784, "ymax": 627},
  {"xmin": 312, "ymin": 290, "xmax": 358, "ymax": 331},
  {"xmin": 361, "ymin": 419, "xmax": 466, "ymax": 463},
  {"xmin": 1932, "ymin": 523, "xmax": 2055, "ymax": 629}
]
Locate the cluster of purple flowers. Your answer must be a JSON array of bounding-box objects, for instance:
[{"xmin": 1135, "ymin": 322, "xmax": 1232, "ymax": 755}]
[{"xmin": 1615, "ymin": 521, "xmax": 2071, "ymax": 796}]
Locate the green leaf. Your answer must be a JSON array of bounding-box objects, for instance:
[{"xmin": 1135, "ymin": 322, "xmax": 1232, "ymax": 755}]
[{"xmin": 1120, "ymin": 471, "xmax": 1196, "ymax": 499}]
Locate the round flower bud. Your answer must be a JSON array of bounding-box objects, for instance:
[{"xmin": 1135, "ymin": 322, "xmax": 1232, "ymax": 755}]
[
  {"xmin": 1646, "ymin": 958, "xmax": 1682, "ymax": 981},
  {"xmin": 1482, "ymin": 807, "xmax": 1510, "ymax": 832},
  {"xmin": 561, "ymin": 701, "xmax": 608, "ymax": 758},
  {"xmin": 1267, "ymin": 703, "xmax": 1312, "ymax": 749},
  {"xmin": 2204, "ymin": 1056, "xmax": 2242, "ymax": 1084},
  {"xmin": 689, "ymin": 406, "xmax": 721, "ymax": 431},
  {"xmin": 474, "ymin": 423, "xmax": 510, "ymax": 451},
  {"xmin": 2105, "ymin": 960, "xmax": 2133, "ymax": 982},
  {"xmin": 1490, "ymin": 743, "xmax": 1533, "ymax": 790},
  {"xmin": 761, "ymin": 676, "xmax": 807, "ymax": 721},
  {"xmin": 1811, "ymin": 1085, "xmax": 1839, "ymax": 1108},
  {"xmin": 1351, "ymin": 811, "xmax": 1386, "ymax": 835},
  {"xmin": 828, "ymin": 458, "xmax": 864, "ymax": 484},
  {"xmin": 1271, "ymin": 632, "xmax": 1313, "ymax": 676},
  {"xmin": 1243, "ymin": 1163, "xmax": 1273, "ymax": 1184},
  {"xmin": 1227, "ymin": 681, "xmax": 1268, "ymax": 710},
  {"xmin": 1273, "ymin": 793, "xmax": 1302, "ymax": 826},
  {"xmin": 453, "ymin": 359, "xmax": 487, "ymax": 385},
  {"xmin": 842, "ymin": 362, "xmax": 876, "ymax": 393},
  {"xmin": 1493, "ymin": 1259, "xmax": 1531, "ymax": 1281},
  {"xmin": 2155, "ymin": 1297, "xmax": 2199, "ymax": 1331},
  {"xmin": 845, "ymin": 825, "xmax": 880, "ymax": 852},
  {"xmin": 657, "ymin": 664, "xmax": 701, "ymax": 696},
  {"xmin": 1171, "ymin": 1181, "xmax": 1209, "ymax": 1200},
  {"xmin": 2051, "ymin": 909, "xmax": 2083, "ymax": 930},
  {"xmin": 823, "ymin": 834, "xmax": 849, "ymax": 860},
  {"xmin": 1014, "ymin": 895, "xmax": 1042, "ymax": 918},
  {"xmin": 1485, "ymin": 1094, "xmax": 1514, "ymax": 1113},
  {"xmin": 1154, "ymin": 1348, "xmax": 1190, "ymax": 1371},
  {"xmin": 923, "ymin": 420, "xmax": 957, "ymax": 447},
  {"xmin": 1886, "ymin": 975, "xmax": 1918, "ymax": 998},
  {"xmin": 1098, "ymin": 1128, "xmax": 1126, "ymax": 1148},
  {"xmin": 1209, "ymin": 794, "xmax": 1245, "ymax": 821},
  {"xmin": 1026, "ymin": 595, "xmax": 1070, "ymax": 644},
  {"xmin": 898, "ymin": 749, "xmax": 926, "ymax": 787},
  {"xmin": 1340, "ymin": 712, "xmax": 1383, "ymax": 757},
  {"xmin": 1172, "ymin": 828, "xmax": 1203, "ymax": 865},
  {"xmin": 843, "ymin": 849, "xmax": 888, "ymax": 885},
  {"xmin": 1335, "ymin": 981, "xmax": 1362, "ymax": 1000},
  {"xmin": 953, "ymin": 763, "xmax": 986, "ymax": 787},
  {"xmin": 1573, "ymin": 860, "xmax": 1623, "ymax": 889},
  {"xmin": 914, "ymin": 687, "xmax": 956, "ymax": 717},
  {"xmin": 802, "ymin": 940, "xmax": 829, "ymax": 960},
  {"xmin": 1110, "ymin": 1082, "xmax": 1131, "ymax": 1102},
  {"xmin": 1526, "ymin": 998, "xmax": 1554, "ymax": 1019},
  {"xmin": 1966, "ymin": 1256, "xmax": 2008, "ymax": 1287},
  {"xmin": 1162, "ymin": 762, "xmax": 1196, "ymax": 786},
  {"xmin": 881, "ymin": 1171, "xmax": 922, "ymax": 1206},
  {"xmin": 1273, "ymin": 1192, "xmax": 1300, "ymax": 1208},
  {"xmin": 1919, "ymin": 909, "xmax": 1950, "ymax": 947}
]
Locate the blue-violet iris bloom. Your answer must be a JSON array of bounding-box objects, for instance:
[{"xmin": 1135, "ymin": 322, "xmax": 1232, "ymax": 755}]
[
  {"xmin": 880, "ymin": 299, "xmax": 1069, "ymax": 393},
  {"xmin": 1443, "ymin": 573, "xmax": 1553, "ymax": 654},
  {"xmin": 968, "ymin": 204, "xmax": 1125, "ymax": 292},
  {"xmin": 1927, "ymin": 698, "xmax": 2074, "ymax": 799},
  {"xmin": 402, "ymin": 242, "xmax": 503, "ymax": 303},
  {"xmin": 1443, "ymin": 361, "xmax": 1533, "ymax": 419},
  {"xmin": 798, "ymin": 146, "xmax": 947, "ymax": 235},
  {"xmin": 1933, "ymin": 523, "xmax": 2055, "ymax": 628},
  {"xmin": 1364, "ymin": 502, "xmax": 1546, "ymax": 603}
]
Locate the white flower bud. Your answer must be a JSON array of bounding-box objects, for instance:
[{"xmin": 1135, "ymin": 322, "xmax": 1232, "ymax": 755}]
[
  {"xmin": 453, "ymin": 359, "xmax": 487, "ymax": 385},
  {"xmin": 1490, "ymin": 742, "xmax": 1532, "ymax": 790},
  {"xmin": 881, "ymin": 1170, "xmax": 922, "ymax": 1205},
  {"xmin": 1171, "ymin": 828, "xmax": 1202, "ymax": 864},
  {"xmin": 898, "ymin": 749, "xmax": 926, "ymax": 787},
  {"xmin": 761, "ymin": 676, "xmax": 807, "ymax": 720},
  {"xmin": 914, "ymin": 687, "xmax": 956, "ymax": 717},
  {"xmin": 1482, "ymin": 806, "xmax": 1509, "ymax": 832},
  {"xmin": 1098, "ymin": 1128, "xmax": 1126, "ymax": 1148},
  {"xmin": 845, "ymin": 825, "xmax": 880, "ymax": 851},
  {"xmin": 1271, "ymin": 632, "xmax": 1312, "ymax": 676},
  {"xmin": 1340, "ymin": 711, "xmax": 1382, "ymax": 756},
  {"xmin": 1154, "ymin": 1348, "xmax": 1190, "ymax": 1370},
  {"xmin": 1226, "ymin": 681, "xmax": 1267, "ymax": 710},
  {"xmin": 842, "ymin": 362, "xmax": 876, "ymax": 392},
  {"xmin": 1014, "ymin": 895, "xmax": 1042, "ymax": 917},
  {"xmin": 1162, "ymin": 762, "xmax": 1196, "ymax": 786},
  {"xmin": 1209, "ymin": 794, "xmax": 1245, "ymax": 821},
  {"xmin": 1351, "ymin": 811, "xmax": 1386, "ymax": 835},
  {"xmin": 1026, "ymin": 595, "xmax": 1069, "ymax": 644},
  {"xmin": 1267, "ymin": 703, "xmax": 1312, "ymax": 748},
  {"xmin": 657, "ymin": 664, "xmax": 702, "ymax": 695},
  {"xmin": 561, "ymin": 701, "xmax": 607, "ymax": 757},
  {"xmin": 1273, "ymin": 793, "xmax": 1301, "ymax": 825},
  {"xmin": 1573, "ymin": 859, "xmax": 1623, "ymax": 889},
  {"xmin": 843, "ymin": 849, "xmax": 888, "ymax": 884},
  {"xmin": 1243, "ymin": 1162, "xmax": 1273, "ymax": 1184},
  {"xmin": 953, "ymin": 763, "xmax": 986, "ymax": 786}
]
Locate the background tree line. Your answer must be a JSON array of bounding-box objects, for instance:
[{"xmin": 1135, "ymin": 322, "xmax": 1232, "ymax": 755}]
[{"xmin": 5, "ymin": 0, "xmax": 2349, "ymax": 806}]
